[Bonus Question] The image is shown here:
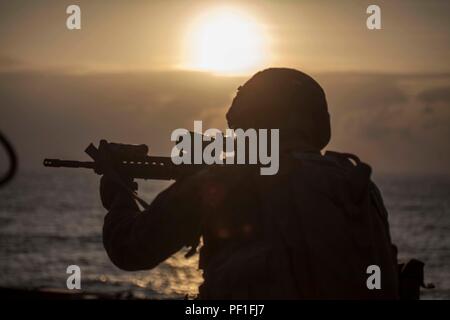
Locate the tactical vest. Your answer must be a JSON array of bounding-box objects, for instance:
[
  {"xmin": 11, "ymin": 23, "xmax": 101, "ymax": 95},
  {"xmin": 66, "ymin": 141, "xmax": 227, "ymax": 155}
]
[{"xmin": 198, "ymin": 151, "xmax": 400, "ymax": 299}]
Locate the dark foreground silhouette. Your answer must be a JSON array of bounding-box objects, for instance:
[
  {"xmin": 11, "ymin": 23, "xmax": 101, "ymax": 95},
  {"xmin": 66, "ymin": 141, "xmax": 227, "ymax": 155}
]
[
  {"xmin": 40, "ymin": 68, "xmax": 431, "ymax": 299},
  {"xmin": 100, "ymin": 68, "xmax": 399, "ymax": 299}
]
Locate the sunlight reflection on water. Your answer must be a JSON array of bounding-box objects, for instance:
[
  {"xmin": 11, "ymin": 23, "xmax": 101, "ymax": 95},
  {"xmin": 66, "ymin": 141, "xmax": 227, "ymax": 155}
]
[{"xmin": 0, "ymin": 170, "xmax": 449, "ymax": 299}]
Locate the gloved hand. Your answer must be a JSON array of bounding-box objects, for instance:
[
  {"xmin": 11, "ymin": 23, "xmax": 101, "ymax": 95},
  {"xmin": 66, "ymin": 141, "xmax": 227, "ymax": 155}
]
[{"xmin": 99, "ymin": 175, "xmax": 138, "ymax": 211}]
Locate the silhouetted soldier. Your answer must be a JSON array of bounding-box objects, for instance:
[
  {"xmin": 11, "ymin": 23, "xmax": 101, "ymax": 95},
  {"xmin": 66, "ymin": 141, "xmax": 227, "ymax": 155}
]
[{"xmin": 100, "ymin": 68, "xmax": 399, "ymax": 299}]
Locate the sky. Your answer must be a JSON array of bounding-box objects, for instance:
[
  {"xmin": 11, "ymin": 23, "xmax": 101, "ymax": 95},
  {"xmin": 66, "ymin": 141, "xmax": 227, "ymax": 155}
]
[
  {"xmin": 1, "ymin": 0, "xmax": 449, "ymax": 73},
  {"xmin": 0, "ymin": 0, "xmax": 449, "ymax": 175}
]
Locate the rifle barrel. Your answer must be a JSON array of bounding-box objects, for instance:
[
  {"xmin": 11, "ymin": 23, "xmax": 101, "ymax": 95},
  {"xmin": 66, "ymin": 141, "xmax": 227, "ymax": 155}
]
[
  {"xmin": 43, "ymin": 159, "xmax": 95, "ymax": 169},
  {"xmin": 43, "ymin": 157, "xmax": 204, "ymax": 180}
]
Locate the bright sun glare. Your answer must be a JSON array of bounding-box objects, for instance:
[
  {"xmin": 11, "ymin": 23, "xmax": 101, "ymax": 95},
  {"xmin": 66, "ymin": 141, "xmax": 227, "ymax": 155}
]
[{"xmin": 184, "ymin": 8, "xmax": 268, "ymax": 75}]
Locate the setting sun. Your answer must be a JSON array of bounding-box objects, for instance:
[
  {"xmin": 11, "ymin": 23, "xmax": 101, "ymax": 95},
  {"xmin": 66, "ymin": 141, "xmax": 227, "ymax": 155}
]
[{"xmin": 183, "ymin": 8, "xmax": 268, "ymax": 75}]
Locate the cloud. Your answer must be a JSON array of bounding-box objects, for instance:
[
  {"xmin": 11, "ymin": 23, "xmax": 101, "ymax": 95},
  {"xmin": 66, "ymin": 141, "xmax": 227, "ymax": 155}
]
[
  {"xmin": 315, "ymin": 73, "xmax": 450, "ymax": 174},
  {"xmin": 0, "ymin": 54, "xmax": 23, "ymax": 71},
  {"xmin": 0, "ymin": 70, "xmax": 242, "ymax": 168},
  {"xmin": 417, "ymin": 86, "xmax": 450, "ymax": 105},
  {"xmin": 0, "ymin": 70, "xmax": 449, "ymax": 174}
]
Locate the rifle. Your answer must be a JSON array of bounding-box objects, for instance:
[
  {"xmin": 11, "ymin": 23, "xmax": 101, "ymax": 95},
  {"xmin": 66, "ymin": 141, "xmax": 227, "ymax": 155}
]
[
  {"xmin": 43, "ymin": 139, "xmax": 209, "ymax": 209},
  {"xmin": 43, "ymin": 140, "xmax": 204, "ymax": 181}
]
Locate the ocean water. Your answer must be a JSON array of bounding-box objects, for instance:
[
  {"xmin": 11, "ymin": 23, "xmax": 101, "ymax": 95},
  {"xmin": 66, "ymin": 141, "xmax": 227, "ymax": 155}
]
[{"xmin": 0, "ymin": 170, "xmax": 449, "ymax": 299}]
